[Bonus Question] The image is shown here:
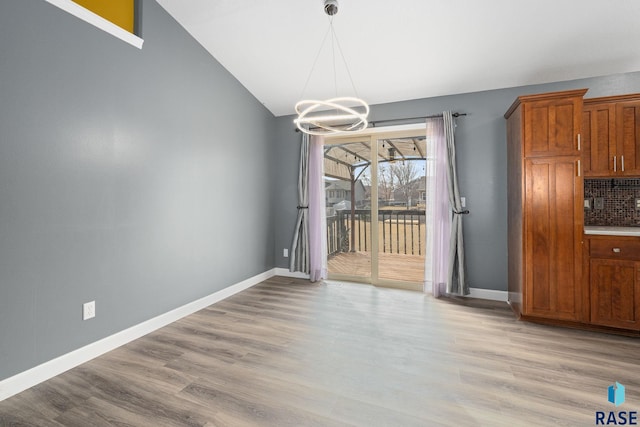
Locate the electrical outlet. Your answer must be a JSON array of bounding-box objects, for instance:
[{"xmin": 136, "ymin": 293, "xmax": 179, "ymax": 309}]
[
  {"xmin": 460, "ymin": 197, "xmax": 466, "ymax": 208},
  {"xmin": 584, "ymin": 199, "xmax": 591, "ymax": 209},
  {"xmin": 635, "ymin": 198, "xmax": 640, "ymax": 210},
  {"xmin": 83, "ymin": 301, "xmax": 95, "ymax": 320},
  {"xmin": 283, "ymin": 248, "xmax": 289, "ymax": 258},
  {"xmin": 594, "ymin": 197, "xmax": 604, "ymax": 210}
]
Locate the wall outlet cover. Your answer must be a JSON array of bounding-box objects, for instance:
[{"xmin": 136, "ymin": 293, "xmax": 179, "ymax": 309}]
[{"xmin": 83, "ymin": 301, "xmax": 95, "ymax": 320}]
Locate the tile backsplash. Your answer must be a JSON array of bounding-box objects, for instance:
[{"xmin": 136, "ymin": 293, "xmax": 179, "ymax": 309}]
[{"xmin": 584, "ymin": 179, "xmax": 640, "ymax": 226}]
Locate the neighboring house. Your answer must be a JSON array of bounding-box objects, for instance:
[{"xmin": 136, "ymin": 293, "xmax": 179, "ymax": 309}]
[
  {"xmin": 417, "ymin": 176, "xmax": 427, "ymax": 206},
  {"xmin": 325, "ymin": 179, "xmax": 366, "ymax": 206}
]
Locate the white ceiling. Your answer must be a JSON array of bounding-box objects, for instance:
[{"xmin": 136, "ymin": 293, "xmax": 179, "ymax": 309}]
[{"xmin": 156, "ymin": 0, "xmax": 640, "ymax": 117}]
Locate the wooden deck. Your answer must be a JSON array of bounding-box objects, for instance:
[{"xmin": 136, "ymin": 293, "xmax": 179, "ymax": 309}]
[{"xmin": 328, "ymin": 251, "xmax": 425, "ymax": 283}]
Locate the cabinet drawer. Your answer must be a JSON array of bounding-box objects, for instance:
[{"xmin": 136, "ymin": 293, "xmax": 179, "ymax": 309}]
[{"xmin": 590, "ymin": 240, "xmax": 640, "ymax": 260}]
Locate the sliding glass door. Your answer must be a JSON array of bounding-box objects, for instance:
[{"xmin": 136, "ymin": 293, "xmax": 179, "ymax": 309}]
[
  {"xmin": 324, "ymin": 127, "xmax": 427, "ymax": 290},
  {"xmin": 324, "ymin": 137, "xmax": 372, "ymax": 280},
  {"xmin": 376, "ymin": 136, "xmax": 427, "ymax": 284}
]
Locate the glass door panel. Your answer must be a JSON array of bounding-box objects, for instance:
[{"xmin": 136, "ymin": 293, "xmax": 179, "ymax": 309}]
[
  {"xmin": 324, "ymin": 139, "xmax": 372, "ymax": 280},
  {"xmin": 376, "ymin": 136, "xmax": 426, "ymax": 283}
]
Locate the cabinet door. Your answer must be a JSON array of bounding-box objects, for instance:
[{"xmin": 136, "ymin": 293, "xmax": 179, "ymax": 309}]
[
  {"xmin": 617, "ymin": 100, "xmax": 640, "ymax": 176},
  {"xmin": 590, "ymin": 259, "xmax": 640, "ymax": 330},
  {"xmin": 524, "ymin": 157, "xmax": 582, "ymax": 320},
  {"xmin": 524, "ymin": 97, "xmax": 582, "ymax": 157},
  {"xmin": 583, "ymin": 103, "xmax": 616, "ymax": 176}
]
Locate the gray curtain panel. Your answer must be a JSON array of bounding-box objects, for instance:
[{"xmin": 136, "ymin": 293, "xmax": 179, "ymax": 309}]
[
  {"xmin": 290, "ymin": 133, "xmax": 310, "ymax": 274},
  {"xmin": 443, "ymin": 111, "xmax": 469, "ymax": 295}
]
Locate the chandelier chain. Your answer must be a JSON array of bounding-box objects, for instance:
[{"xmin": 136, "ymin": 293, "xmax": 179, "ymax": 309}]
[
  {"xmin": 330, "ymin": 20, "xmax": 360, "ymax": 99},
  {"xmin": 298, "ymin": 23, "xmax": 332, "ymax": 101},
  {"xmin": 330, "ymin": 18, "xmax": 338, "ymax": 99}
]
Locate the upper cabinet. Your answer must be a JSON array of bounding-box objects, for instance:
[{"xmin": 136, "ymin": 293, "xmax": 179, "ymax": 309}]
[
  {"xmin": 617, "ymin": 99, "xmax": 640, "ymax": 176},
  {"xmin": 583, "ymin": 102, "xmax": 615, "ymax": 176},
  {"xmin": 583, "ymin": 94, "xmax": 640, "ymax": 177},
  {"xmin": 509, "ymin": 90, "xmax": 585, "ymax": 157}
]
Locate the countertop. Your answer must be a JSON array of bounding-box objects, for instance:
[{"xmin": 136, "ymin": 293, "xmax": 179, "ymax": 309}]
[{"xmin": 584, "ymin": 226, "xmax": 640, "ymax": 237}]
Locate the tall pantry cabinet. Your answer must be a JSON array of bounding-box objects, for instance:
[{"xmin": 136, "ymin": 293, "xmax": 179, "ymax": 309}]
[{"xmin": 505, "ymin": 89, "xmax": 587, "ymax": 322}]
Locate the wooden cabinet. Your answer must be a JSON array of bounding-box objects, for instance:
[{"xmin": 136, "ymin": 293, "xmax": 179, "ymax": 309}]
[
  {"xmin": 583, "ymin": 95, "xmax": 640, "ymax": 177},
  {"xmin": 617, "ymin": 99, "xmax": 640, "ymax": 176},
  {"xmin": 524, "ymin": 157, "xmax": 583, "ymax": 319},
  {"xmin": 506, "ymin": 89, "xmax": 586, "ymax": 322},
  {"xmin": 582, "ymin": 102, "xmax": 615, "ymax": 176},
  {"xmin": 523, "ymin": 95, "xmax": 583, "ymax": 157},
  {"xmin": 587, "ymin": 237, "xmax": 640, "ymax": 330}
]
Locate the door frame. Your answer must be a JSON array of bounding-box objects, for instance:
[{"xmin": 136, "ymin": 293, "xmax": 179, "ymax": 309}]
[{"xmin": 324, "ymin": 124, "xmax": 427, "ymax": 291}]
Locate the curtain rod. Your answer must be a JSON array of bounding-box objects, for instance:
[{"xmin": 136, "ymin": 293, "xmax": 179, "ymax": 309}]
[{"xmin": 294, "ymin": 112, "xmax": 466, "ymax": 132}]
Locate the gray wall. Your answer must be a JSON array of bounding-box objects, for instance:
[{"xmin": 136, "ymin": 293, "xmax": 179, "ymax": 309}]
[
  {"xmin": 3, "ymin": 0, "xmax": 640, "ymax": 386},
  {"xmin": 0, "ymin": 0, "xmax": 275, "ymax": 381},
  {"xmin": 273, "ymin": 72, "xmax": 640, "ymax": 291}
]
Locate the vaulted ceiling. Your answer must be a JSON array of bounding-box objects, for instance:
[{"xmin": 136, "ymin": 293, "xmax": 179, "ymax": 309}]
[{"xmin": 156, "ymin": 0, "xmax": 640, "ymax": 117}]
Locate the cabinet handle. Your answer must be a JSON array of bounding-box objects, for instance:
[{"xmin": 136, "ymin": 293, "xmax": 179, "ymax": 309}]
[
  {"xmin": 614, "ymin": 156, "xmax": 617, "ymax": 172},
  {"xmin": 613, "ymin": 248, "xmax": 621, "ymax": 253},
  {"xmin": 577, "ymin": 134, "xmax": 581, "ymax": 151},
  {"xmin": 622, "ymin": 155, "xmax": 625, "ymax": 172},
  {"xmin": 577, "ymin": 160, "xmax": 581, "ymax": 177}
]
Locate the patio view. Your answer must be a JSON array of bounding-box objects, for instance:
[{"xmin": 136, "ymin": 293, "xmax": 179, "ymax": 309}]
[
  {"xmin": 327, "ymin": 208, "xmax": 426, "ymax": 282},
  {"xmin": 324, "ymin": 135, "xmax": 428, "ymax": 285}
]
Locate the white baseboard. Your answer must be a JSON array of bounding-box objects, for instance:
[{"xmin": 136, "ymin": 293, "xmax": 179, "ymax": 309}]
[
  {"xmin": 274, "ymin": 267, "xmax": 311, "ymax": 279},
  {"xmin": 426, "ymin": 283, "xmax": 508, "ymax": 302},
  {"xmin": 0, "ymin": 269, "xmax": 276, "ymax": 402},
  {"xmin": 468, "ymin": 287, "xmax": 508, "ymax": 302}
]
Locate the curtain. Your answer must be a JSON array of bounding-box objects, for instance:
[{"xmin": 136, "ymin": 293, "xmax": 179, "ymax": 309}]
[
  {"xmin": 443, "ymin": 111, "xmax": 468, "ymax": 295},
  {"xmin": 425, "ymin": 117, "xmax": 450, "ymax": 297},
  {"xmin": 308, "ymin": 135, "xmax": 328, "ymax": 282},
  {"xmin": 290, "ymin": 133, "xmax": 310, "ymax": 274},
  {"xmin": 425, "ymin": 112, "xmax": 468, "ymax": 297}
]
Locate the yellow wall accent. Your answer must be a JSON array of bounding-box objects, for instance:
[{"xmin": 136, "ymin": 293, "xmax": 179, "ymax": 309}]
[{"xmin": 73, "ymin": 0, "xmax": 135, "ymax": 33}]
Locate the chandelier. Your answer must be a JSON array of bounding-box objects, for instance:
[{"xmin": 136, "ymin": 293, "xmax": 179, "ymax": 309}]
[{"xmin": 294, "ymin": 0, "xmax": 369, "ymax": 136}]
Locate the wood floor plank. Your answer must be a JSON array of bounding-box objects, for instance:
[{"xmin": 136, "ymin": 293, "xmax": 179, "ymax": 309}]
[
  {"xmin": 179, "ymin": 380, "xmax": 347, "ymax": 427},
  {"xmin": 2, "ymin": 276, "xmax": 640, "ymax": 426}
]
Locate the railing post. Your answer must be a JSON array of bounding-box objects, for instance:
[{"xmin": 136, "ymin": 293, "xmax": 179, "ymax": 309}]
[
  {"xmin": 358, "ymin": 213, "xmax": 362, "ymax": 251},
  {"xmin": 418, "ymin": 213, "xmax": 422, "ymax": 255},
  {"xmin": 364, "ymin": 213, "xmax": 368, "ymax": 251},
  {"xmin": 395, "ymin": 211, "xmax": 400, "ymax": 254},
  {"xmin": 403, "ymin": 213, "xmax": 407, "ymax": 255},
  {"xmin": 411, "ymin": 213, "xmax": 415, "ymax": 255}
]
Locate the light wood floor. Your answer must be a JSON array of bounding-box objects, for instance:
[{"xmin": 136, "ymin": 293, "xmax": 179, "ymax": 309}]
[
  {"xmin": 328, "ymin": 251, "xmax": 425, "ymax": 283},
  {"xmin": 2, "ymin": 276, "xmax": 640, "ymax": 426}
]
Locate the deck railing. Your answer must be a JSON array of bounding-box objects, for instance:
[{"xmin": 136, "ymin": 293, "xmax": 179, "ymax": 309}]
[{"xmin": 327, "ymin": 209, "xmax": 426, "ymax": 257}]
